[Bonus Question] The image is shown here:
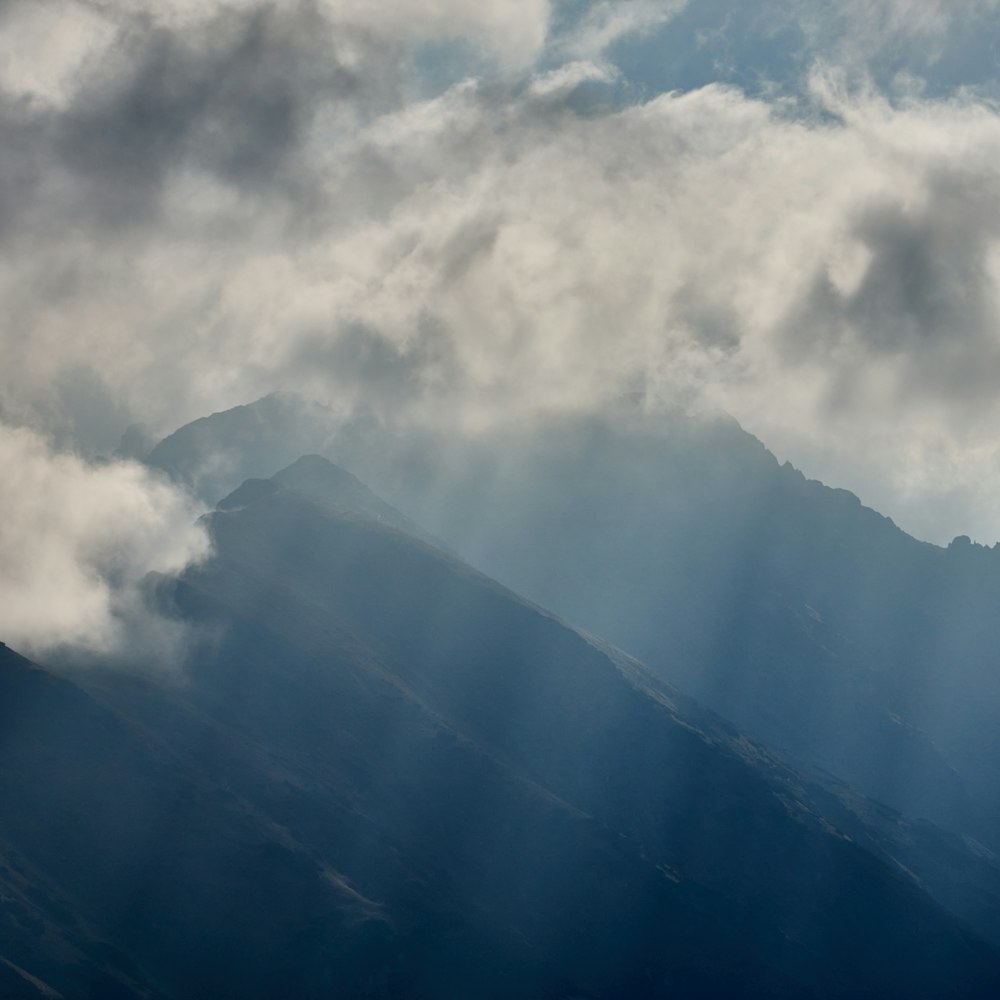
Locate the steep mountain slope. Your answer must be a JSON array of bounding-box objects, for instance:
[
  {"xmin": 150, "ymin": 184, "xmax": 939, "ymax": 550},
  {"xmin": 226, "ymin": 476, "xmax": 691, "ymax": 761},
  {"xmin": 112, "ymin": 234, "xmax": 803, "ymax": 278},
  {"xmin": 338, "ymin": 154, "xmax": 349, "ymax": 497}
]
[
  {"xmin": 391, "ymin": 416, "xmax": 1000, "ymax": 846},
  {"xmin": 0, "ymin": 641, "xmax": 393, "ymax": 1000},
  {"xmin": 0, "ymin": 643, "xmax": 164, "ymax": 1000},
  {"xmin": 144, "ymin": 397, "xmax": 1000, "ymax": 850},
  {"xmin": 218, "ymin": 459, "xmax": 1000, "ymax": 951},
  {"xmin": 9, "ymin": 477, "xmax": 992, "ymax": 997}
]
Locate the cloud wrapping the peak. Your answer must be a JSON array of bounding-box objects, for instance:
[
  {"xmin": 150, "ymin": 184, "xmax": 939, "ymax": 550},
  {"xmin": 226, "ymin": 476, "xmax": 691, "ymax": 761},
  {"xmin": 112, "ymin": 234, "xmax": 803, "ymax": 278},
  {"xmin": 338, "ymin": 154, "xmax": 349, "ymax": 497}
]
[{"xmin": 0, "ymin": 423, "xmax": 209, "ymax": 659}]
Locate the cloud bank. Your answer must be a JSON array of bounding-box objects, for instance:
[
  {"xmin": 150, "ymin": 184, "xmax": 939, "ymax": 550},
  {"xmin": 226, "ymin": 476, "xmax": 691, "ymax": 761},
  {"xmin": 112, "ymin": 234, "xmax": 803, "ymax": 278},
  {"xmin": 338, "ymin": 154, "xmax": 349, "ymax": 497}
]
[
  {"xmin": 2, "ymin": 1, "xmax": 1000, "ymax": 543},
  {"xmin": 0, "ymin": 423, "xmax": 208, "ymax": 659}
]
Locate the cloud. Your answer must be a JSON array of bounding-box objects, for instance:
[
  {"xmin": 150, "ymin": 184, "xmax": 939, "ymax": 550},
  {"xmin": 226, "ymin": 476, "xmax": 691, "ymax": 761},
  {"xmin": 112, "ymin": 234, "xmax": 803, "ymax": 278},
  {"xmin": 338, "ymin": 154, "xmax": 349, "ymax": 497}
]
[
  {"xmin": 2, "ymin": 0, "xmax": 1000, "ymax": 546},
  {"xmin": 0, "ymin": 0, "xmax": 116, "ymax": 109},
  {"xmin": 779, "ymin": 164, "xmax": 1000, "ymax": 401},
  {"xmin": 51, "ymin": 2, "xmax": 377, "ymax": 230},
  {"xmin": 0, "ymin": 423, "xmax": 209, "ymax": 660}
]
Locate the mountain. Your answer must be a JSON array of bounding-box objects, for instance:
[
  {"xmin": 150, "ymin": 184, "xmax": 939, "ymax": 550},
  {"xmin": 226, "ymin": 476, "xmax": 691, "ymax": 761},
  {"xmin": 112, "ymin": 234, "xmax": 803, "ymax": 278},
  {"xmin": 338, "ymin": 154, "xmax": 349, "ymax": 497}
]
[
  {"xmin": 0, "ymin": 642, "xmax": 164, "ymax": 1000},
  {"xmin": 6, "ymin": 470, "xmax": 1000, "ymax": 997},
  {"xmin": 144, "ymin": 398, "xmax": 1000, "ymax": 851},
  {"xmin": 215, "ymin": 457, "xmax": 1000, "ymax": 952},
  {"xmin": 0, "ymin": 638, "xmax": 407, "ymax": 1000},
  {"xmin": 219, "ymin": 453, "xmax": 448, "ymax": 551},
  {"xmin": 386, "ymin": 415, "xmax": 1000, "ymax": 846}
]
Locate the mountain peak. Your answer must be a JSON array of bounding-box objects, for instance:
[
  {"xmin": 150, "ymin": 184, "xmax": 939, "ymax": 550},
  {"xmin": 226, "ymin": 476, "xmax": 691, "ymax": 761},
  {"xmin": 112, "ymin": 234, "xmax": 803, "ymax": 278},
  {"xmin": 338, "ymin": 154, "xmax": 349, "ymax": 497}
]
[
  {"xmin": 281, "ymin": 452, "xmax": 336, "ymax": 470},
  {"xmin": 215, "ymin": 455, "xmax": 449, "ymax": 553},
  {"xmin": 273, "ymin": 453, "xmax": 372, "ymax": 496}
]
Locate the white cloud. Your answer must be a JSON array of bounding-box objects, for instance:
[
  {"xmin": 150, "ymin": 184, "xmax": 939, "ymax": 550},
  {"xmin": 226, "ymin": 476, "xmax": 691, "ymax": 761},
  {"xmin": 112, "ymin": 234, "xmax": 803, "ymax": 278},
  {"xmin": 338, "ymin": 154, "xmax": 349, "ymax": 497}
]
[
  {"xmin": 528, "ymin": 60, "xmax": 619, "ymax": 99},
  {"xmin": 0, "ymin": 424, "xmax": 209, "ymax": 658},
  {"xmin": 2, "ymin": 0, "xmax": 1000, "ymax": 546}
]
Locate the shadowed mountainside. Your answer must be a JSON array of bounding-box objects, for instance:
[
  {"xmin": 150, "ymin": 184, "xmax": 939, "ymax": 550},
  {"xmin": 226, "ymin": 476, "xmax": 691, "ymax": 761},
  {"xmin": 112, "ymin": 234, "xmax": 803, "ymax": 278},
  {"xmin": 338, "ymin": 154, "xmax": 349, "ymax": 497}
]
[{"xmin": 5, "ymin": 469, "xmax": 1000, "ymax": 997}]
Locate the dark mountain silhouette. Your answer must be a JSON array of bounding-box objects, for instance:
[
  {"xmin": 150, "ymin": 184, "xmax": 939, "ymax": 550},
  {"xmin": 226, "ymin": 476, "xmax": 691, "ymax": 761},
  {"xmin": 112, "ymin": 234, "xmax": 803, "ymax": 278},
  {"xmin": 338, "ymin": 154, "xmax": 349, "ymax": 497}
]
[{"xmin": 4, "ymin": 472, "xmax": 1000, "ymax": 997}]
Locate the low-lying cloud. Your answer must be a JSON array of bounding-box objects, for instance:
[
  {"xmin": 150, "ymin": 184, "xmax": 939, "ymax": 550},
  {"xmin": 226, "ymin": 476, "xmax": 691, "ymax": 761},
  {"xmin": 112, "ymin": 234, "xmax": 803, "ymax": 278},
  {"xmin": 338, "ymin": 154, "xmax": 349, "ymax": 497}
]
[{"xmin": 0, "ymin": 423, "xmax": 209, "ymax": 659}]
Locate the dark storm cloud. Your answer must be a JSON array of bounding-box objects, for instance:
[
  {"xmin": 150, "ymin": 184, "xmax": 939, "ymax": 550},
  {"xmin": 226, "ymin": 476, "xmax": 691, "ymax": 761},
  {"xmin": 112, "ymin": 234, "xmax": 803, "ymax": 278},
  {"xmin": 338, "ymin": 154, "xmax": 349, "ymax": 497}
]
[
  {"xmin": 0, "ymin": 100, "xmax": 48, "ymax": 236},
  {"xmin": 0, "ymin": 1, "xmax": 405, "ymax": 239},
  {"xmin": 52, "ymin": 2, "xmax": 365, "ymax": 227},
  {"xmin": 289, "ymin": 319, "xmax": 462, "ymax": 410},
  {"xmin": 848, "ymin": 175, "xmax": 1000, "ymax": 354},
  {"xmin": 781, "ymin": 164, "xmax": 1000, "ymax": 409}
]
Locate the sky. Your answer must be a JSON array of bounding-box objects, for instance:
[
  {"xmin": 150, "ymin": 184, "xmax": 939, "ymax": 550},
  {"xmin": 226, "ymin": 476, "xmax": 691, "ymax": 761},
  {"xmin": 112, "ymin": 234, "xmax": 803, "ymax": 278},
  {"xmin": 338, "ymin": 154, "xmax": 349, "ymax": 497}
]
[{"xmin": 3, "ymin": 0, "xmax": 1000, "ymax": 652}]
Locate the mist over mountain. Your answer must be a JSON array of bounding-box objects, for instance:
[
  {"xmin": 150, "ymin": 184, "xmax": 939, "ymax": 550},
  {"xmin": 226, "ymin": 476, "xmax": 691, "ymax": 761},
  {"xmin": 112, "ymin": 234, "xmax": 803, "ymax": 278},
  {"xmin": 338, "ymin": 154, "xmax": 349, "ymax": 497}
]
[{"xmin": 4, "ymin": 467, "xmax": 1000, "ymax": 997}]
